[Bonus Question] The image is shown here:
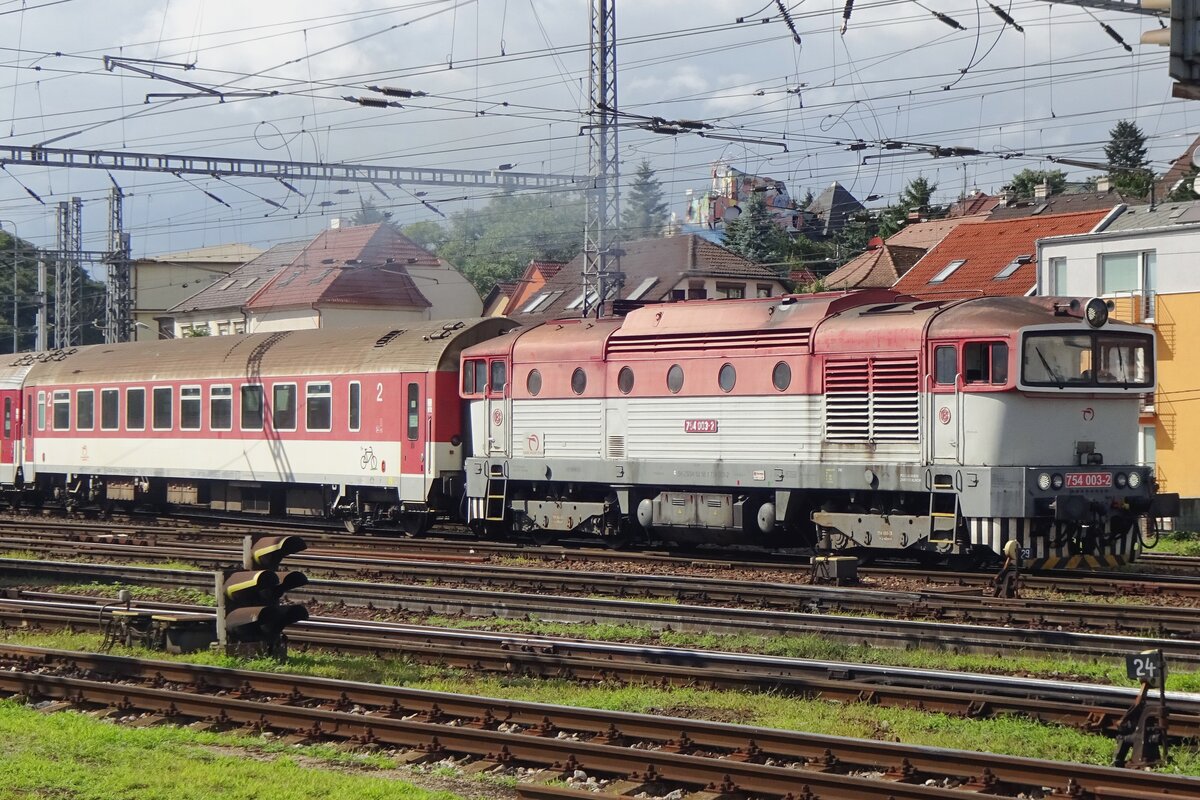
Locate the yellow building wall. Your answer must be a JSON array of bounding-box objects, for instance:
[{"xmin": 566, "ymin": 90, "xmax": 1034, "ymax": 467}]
[{"xmin": 1144, "ymin": 293, "xmax": 1200, "ymax": 509}]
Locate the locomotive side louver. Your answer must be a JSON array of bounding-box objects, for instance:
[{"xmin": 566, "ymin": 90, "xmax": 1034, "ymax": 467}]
[{"xmin": 824, "ymin": 357, "xmax": 919, "ymax": 442}]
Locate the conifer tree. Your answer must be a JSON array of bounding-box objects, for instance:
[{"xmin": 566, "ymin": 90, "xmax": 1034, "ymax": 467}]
[{"xmin": 621, "ymin": 160, "xmax": 669, "ymax": 239}]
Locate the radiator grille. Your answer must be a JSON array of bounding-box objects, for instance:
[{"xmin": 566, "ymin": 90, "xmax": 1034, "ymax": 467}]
[{"xmin": 824, "ymin": 357, "xmax": 919, "ymax": 442}]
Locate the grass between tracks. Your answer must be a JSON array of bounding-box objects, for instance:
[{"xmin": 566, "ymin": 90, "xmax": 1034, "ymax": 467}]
[
  {"xmin": 4, "ymin": 629, "xmax": 1200, "ymax": 776},
  {"xmin": 1154, "ymin": 531, "xmax": 1200, "ymax": 556},
  {"xmin": 0, "ymin": 699, "xmax": 486, "ymax": 800}
]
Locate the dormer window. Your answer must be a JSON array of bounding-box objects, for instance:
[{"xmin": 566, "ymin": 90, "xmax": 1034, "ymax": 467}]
[{"xmin": 928, "ymin": 259, "xmax": 966, "ymax": 284}]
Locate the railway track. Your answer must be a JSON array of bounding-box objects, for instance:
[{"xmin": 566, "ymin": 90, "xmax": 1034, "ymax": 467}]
[
  {"xmin": 6, "ymin": 591, "xmax": 1200, "ymax": 739},
  {"xmin": 7, "ymin": 557, "xmax": 1200, "ymax": 665},
  {"xmin": 4, "ymin": 643, "xmax": 1198, "ymax": 799}
]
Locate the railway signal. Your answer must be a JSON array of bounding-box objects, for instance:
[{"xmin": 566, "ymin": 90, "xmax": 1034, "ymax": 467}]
[{"xmin": 217, "ymin": 535, "xmax": 309, "ymax": 658}]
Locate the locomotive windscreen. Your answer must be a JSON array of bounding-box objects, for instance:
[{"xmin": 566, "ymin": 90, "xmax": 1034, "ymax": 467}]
[{"xmin": 1021, "ymin": 330, "xmax": 1152, "ymax": 389}]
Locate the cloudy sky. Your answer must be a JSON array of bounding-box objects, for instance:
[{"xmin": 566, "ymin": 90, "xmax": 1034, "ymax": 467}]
[{"xmin": 0, "ymin": 0, "xmax": 1192, "ymax": 259}]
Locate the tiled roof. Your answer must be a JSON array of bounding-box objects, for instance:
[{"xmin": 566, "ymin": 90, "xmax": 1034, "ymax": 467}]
[
  {"xmin": 169, "ymin": 240, "xmax": 309, "ymax": 313},
  {"xmin": 139, "ymin": 243, "xmax": 264, "ymax": 264},
  {"xmin": 789, "ymin": 267, "xmax": 820, "ymax": 285},
  {"xmin": 884, "ymin": 215, "xmax": 985, "ymax": 249},
  {"xmin": 529, "ymin": 261, "xmax": 566, "ymax": 279},
  {"xmin": 511, "ymin": 234, "xmax": 786, "ymax": 320},
  {"xmin": 824, "ymin": 244, "xmax": 925, "ymax": 290},
  {"xmin": 1155, "ymin": 134, "xmax": 1200, "ymax": 199},
  {"xmin": 893, "ymin": 210, "xmax": 1111, "ymax": 299},
  {"xmin": 987, "ymin": 190, "xmax": 1127, "ymax": 220},
  {"xmin": 246, "ymin": 224, "xmax": 433, "ymax": 311},
  {"xmin": 1104, "ymin": 200, "xmax": 1200, "ymax": 230},
  {"xmin": 947, "ymin": 192, "xmax": 1000, "ymax": 218}
]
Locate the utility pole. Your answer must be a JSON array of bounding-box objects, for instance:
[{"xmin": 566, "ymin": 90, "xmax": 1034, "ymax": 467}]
[
  {"xmin": 582, "ymin": 0, "xmax": 622, "ymax": 317},
  {"xmin": 54, "ymin": 197, "xmax": 83, "ymax": 349},
  {"xmin": 104, "ymin": 186, "xmax": 133, "ymax": 343}
]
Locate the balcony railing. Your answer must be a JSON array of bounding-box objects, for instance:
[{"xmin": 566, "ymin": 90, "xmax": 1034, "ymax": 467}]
[{"xmin": 1105, "ymin": 291, "xmax": 1155, "ymax": 324}]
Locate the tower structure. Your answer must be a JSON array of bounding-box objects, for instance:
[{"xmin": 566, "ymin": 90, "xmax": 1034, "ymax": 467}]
[
  {"xmin": 582, "ymin": 0, "xmax": 621, "ymax": 316},
  {"xmin": 54, "ymin": 197, "xmax": 83, "ymax": 349},
  {"xmin": 104, "ymin": 186, "xmax": 133, "ymax": 343}
]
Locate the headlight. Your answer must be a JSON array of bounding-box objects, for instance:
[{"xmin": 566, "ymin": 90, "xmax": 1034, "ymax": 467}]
[
  {"xmin": 1115, "ymin": 472, "xmax": 1128, "ymax": 488},
  {"xmin": 1128, "ymin": 471, "xmax": 1142, "ymax": 489},
  {"xmin": 1037, "ymin": 472, "xmax": 1052, "ymax": 491},
  {"xmin": 1052, "ymin": 473, "xmax": 1064, "ymax": 490}
]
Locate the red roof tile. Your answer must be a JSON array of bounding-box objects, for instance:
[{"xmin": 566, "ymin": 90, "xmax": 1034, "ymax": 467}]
[
  {"xmin": 246, "ymin": 224, "xmax": 432, "ymax": 311},
  {"xmin": 893, "ymin": 210, "xmax": 1111, "ymax": 299},
  {"xmin": 824, "ymin": 244, "xmax": 925, "ymax": 290}
]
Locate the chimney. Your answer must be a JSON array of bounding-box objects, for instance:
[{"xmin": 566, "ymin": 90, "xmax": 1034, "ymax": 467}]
[
  {"xmin": 1096, "ymin": 175, "xmax": 1111, "ymax": 193},
  {"xmin": 330, "ymin": 218, "xmax": 344, "ymax": 230},
  {"xmin": 1034, "ymin": 180, "xmax": 1051, "ymax": 201}
]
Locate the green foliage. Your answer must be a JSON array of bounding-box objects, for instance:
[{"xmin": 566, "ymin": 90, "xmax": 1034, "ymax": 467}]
[
  {"xmin": 406, "ymin": 192, "xmax": 585, "ymax": 294},
  {"xmin": 400, "ymin": 220, "xmax": 450, "ymax": 253},
  {"xmin": 181, "ymin": 324, "xmax": 211, "ymax": 337},
  {"xmin": 621, "ymin": 159, "xmax": 669, "ymax": 239},
  {"xmin": 1007, "ymin": 168, "xmax": 1067, "ymax": 199},
  {"xmin": 1166, "ymin": 165, "xmax": 1200, "ymax": 202},
  {"xmin": 349, "ymin": 199, "xmax": 394, "ymax": 227},
  {"xmin": 1105, "ymin": 119, "xmax": 1153, "ymax": 199},
  {"xmin": 722, "ymin": 194, "xmax": 790, "ymax": 265},
  {"xmin": 879, "ymin": 176, "xmax": 938, "ymax": 238}
]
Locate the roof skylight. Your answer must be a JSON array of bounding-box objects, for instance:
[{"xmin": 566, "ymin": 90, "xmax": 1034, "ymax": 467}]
[{"xmin": 928, "ymin": 259, "xmax": 966, "ymax": 284}]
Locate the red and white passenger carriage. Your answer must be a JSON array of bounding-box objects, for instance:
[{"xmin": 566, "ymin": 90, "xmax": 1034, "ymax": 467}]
[{"xmin": 462, "ymin": 290, "xmax": 1164, "ymax": 568}]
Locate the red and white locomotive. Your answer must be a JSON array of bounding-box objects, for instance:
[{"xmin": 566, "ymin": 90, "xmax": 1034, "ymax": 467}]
[
  {"xmin": 0, "ymin": 289, "xmax": 1168, "ymax": 569},
  {"xmin": 460, "ymin": 290, "xmax": 1165, "ymax": 569}
]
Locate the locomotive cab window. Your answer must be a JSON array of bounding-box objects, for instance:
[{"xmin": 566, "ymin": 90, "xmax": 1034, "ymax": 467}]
[
  {"xmin": 964, "ymin": 342, "xmax": 1009, "ymax": 385},
  {"xmin": 272, "ymin": 384, "xmax": 297, "ymax": 431},
  {"xmin": 126, "ymin": 388, "xmax": 145, "ymax": 431},
  {"xmin": 100, "ymin": 389, "xmax": 119, "ymax": 431},
  {"xmin": 934, "ymin": 346, "xmax": 957, "ymax": 385},
  {"xmin": 52, "ymin": 391, "xmax": 70, "ymax": 431},
  {"xmin": 306, "ymin": 383, "xmax": 332, "ymax": 431},
  {"xmin": 180, "ymin": 386, "xmax": 202, "ymax": 431},
  {"xmin": 489, "ymin": 361, "xmax": 507, "ymax": 395},
  {"xmin": 152, "ymin": 387, "xmax": 173, "ymax": 431},
  {"xmin": 462, "ymin": 359, "xmax": 488, "ymax": 395},
  {"xmin": 210, "ymin": 386, "xmax": 233, "ymax": 431},
  {"xmin": 76, "ymin": 390, "xmax": 94, "ymax": 431},
  {"xmin": 241, "ymin": 385, "xmax": 264, "ymax": 431},
  {"xmin": 1022, "ymin": 331, "xmax": 1153, "ymax": 388},
  {"xmin": 348, "ymin": 382, "xmax": 361, "ymax": 431}
]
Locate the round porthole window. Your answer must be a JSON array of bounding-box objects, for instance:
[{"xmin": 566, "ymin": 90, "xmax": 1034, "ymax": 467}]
[
  {"xmin": 772, "ymin": 361, "xmax": 792, "ymax": 392},
  {"xmin": 618, "ymin": 366, "xmax": 635, "ymax": 395},
  {"xmin": 526, "ymin": 369, "xmax": 542, "ymax": 396},
  {"xmin": 718, "ymin": 363, "xmax": 736, "ymax": 393},
  {"xmin": 571, "ymin": 368, "xmax": 587, "ymax": 395},
  {"xmin": 667, "ymin": 364, "xmax": 684, "ymax": 394}
]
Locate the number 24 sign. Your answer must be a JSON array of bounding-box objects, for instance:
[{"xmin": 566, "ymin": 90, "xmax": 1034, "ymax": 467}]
[{"xmin": 1126, "ymin": 650, "xmax": 1166, "ymax": 689}]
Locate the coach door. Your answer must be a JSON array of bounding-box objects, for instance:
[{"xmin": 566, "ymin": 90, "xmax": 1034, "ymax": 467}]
[
  {"xmin": 400, "ymin": 377, "xmax": 427, "ymax": 496},
  {"xmin": 485, "ymin": 359, "xmax": 509, "ymax": 456},
  {"xmin": 929, "ymin": 344, "xmax": 961, "ymax": 464},
  {"xmin": 0, "ymin": 392, "xmax": 18, "ymax": 483}
]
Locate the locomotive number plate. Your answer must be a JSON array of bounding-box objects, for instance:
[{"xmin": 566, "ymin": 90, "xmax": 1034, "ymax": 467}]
[
  {"xmin": 683, "ymin": 419, "xmax": 719, "ymax": 434},
  {"xmin": 1065, "ymin": 472, "xmax": 1112, "ymax": 488}
]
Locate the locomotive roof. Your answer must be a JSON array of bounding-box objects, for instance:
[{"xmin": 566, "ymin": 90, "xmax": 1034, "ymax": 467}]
[{"xmin": 19, "ymin": 318, "xmax": 516, "ymax": 386}]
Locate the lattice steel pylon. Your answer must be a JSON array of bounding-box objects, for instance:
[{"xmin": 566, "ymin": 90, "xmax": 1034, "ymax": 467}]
[
  {"xmin": 582, "ymin": 0, "xmax": 621, "ymax": 317},
  {"xmin": 53, "ymin": 197, "xmax": 83, "ymax": 349},
  {"xmin": 104, "ymin": 186, "xmax": 133, "ymax": 343}
]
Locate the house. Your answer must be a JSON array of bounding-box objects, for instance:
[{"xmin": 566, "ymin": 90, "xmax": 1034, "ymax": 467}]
[
  {"xmin": 486, "ymin": 260, "xmax": 567, "ymax": 316},
  {"xmin": 987, "ymin": 184, "xmax": 1128, "ymax": 220},
  {"xmin": 132, "ymin": 243, "xmax": 263, "ymax": 340},
  {"xmin": 946, "ymin": 190, "xmax": 1000, "ymax": 218},
  {"xmin": 807, "ymin": 181, "xmax": 865, "ymax": 237},
  {"xmin": 1154, "ymin": 133, "xmax": 1200, "ymax": 199},
  {"xmin": 1037, "ymin": 199, "xmax": 1200, "ymax": 525},
  {"xmin": 823, "ymin": 241, "xmax": 925, "ymax": 290},
  {"xmin": 506, "ymin": 234, "xmax": 790, "ymax": 321},
  {"xmin": 482, "ymin": 281, "xmax": 520, "ymax": 317},
  {"xmin": 160, "ymin": 222, "xmax": 481, "ymax": 337},
  {"xmin": 885, "ymin": 216, "xmax": 987, "ymax": 250},
  {"xmin": 893, "ymin": 209, "xmax": 1115, "ymax": 300},
  {"xmin": 684, "ymin": 163, "xmax": 809, "ymax": 234}
]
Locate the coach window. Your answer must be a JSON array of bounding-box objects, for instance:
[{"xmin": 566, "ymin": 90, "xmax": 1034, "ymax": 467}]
[
  {"xmin": 241, "ymin": 385, "xmax": 264, "ymax": 431},
  {"xmin": 36, "ymin": 391, "xmax": 45, "ymax": 430},
  {"xmin": 52, "ymin": 391, "xmax": 70, "ymax": 430},
  {"xmin": 667, "ymin": 364, "xmax": 685, "ymax": 394},
  {"xmin": 180, "ymin": 386, "xmax": 202, "ymax": 430},
  {"xmin": 210, "ymin": 386, "xmax": 233, "ymax": 431},
  {"xmin": 407, "ymin": 383, "xmax": 420, "ymax": 440},
  {"xmin": 153, "ymin": 387, "xmax": 173, "ymax": 430},
  {"xmin": 934, "ymin": 346, "xmax": 957, "ymax": 386},
  {"xmin": 963, "ymin": 342, "xmax": 1009, "ymax": 385},
  {"xmin": 489, "ymin": 361, "xmax": 507, "ymax": 395},
  {"xmin": 348, "ymin": 382, "xmax": 361, "ymax": 432},
  {"xmin": 76, "ymin": 390, "xmax": 94, "ymax": 431},
  {"xmin": 3, "ymin": 399, "xmax": 10, "ymax": 439},
  {"xmin": 100, "ymin": 389, "xmax": 119, "ymax": 431},
  {"xmin": 126, "ymin": 388, "xmax": 146, "ymax": 431},
  {"xmin": 273, "ymin": 384, "xmax": 297, "ymax": 431},
  {"xmin": 307, "ymin": 383, "xmax": 332, "ymax": 431}
]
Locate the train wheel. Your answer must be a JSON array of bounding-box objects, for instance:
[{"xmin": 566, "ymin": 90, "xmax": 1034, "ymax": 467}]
[
  {"xmin": 400, "ymin": 512, "xmax": 431, "ymax": 538},
  {"xmin": 344, "ymin": 518, "xmax": 362, "ymax": 535}
]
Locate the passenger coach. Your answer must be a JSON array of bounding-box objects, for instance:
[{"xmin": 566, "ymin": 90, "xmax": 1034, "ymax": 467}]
[{"xmin": 461, "ymin": 291, "xmax": 1165, "ymax": 568}]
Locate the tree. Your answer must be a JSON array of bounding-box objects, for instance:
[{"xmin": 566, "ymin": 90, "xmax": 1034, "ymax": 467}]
[
  {"xmin": 401, "ymin": 220, "xmax": 450, "ymax": 253},
  {"xmin": 879, "ymin": 176, "xmax": 938, "ymax": 237},
  {"xmin": 1167, "ymin": 165, "xmax": 1200, "ymax": 201},
  {"xmin": 350, "ymin": 199, "xmax": 395, "ymax": 227},
  {"xmin": 621, "ymin": 159, "xmax": 669, "ymax": 239},
  {"xmin": 1007, "ymin": 169, "xmax": 1067, "ymax": 199},
  {"xmin": 722, "ymin": 194, "xmax": 789, "ymax": 265},
  {"xmin": 1104, "ymin": 120, "xmax": 1153, "ymax": 199}
]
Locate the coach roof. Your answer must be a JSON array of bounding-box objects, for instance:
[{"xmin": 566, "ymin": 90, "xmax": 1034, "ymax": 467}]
[{"xmin": 20, "ymin": 318, "xmax": 515, "ymax": 386}]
